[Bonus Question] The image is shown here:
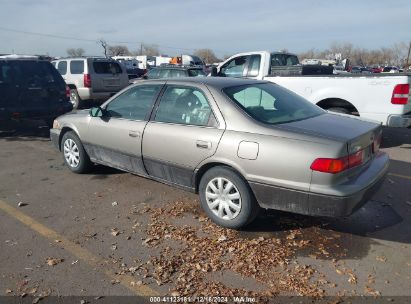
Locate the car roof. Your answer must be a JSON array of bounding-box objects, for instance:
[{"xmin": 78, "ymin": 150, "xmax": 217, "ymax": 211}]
[{"xmin": 143, "ymin": 77, "xmax": 268, "ymax": 89}]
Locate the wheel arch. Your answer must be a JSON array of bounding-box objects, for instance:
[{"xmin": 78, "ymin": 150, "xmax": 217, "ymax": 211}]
[
  {"xmin": 316, "ymin": 98, "xmax": 359, "ymax": 115},
  {"xmin": 58, "ymin": 126, "xmax": 81, "ymax": 151},
  {"xmin": 194, "ymin": 161, "xmax": 248, "ymax": 193}
]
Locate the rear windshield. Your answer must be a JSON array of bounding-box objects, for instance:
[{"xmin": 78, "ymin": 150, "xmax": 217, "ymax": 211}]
[
  {"xmin": 223, "ymin": 83, "xmax": 324, "ymax": 125},
  {"xmin": 0, "ymin": 60, "xmax": 65, "ymax": 88},
  {"xmin": 93, "ymin": 61, "xmax": 122, "ymax": 74},
  {"xmin": 188, "ymin": 69, "xmax": 206, "ymax": 77},
  {"xmin": 270, "ymin": 53, "xmax": 299, "ymax": 66}
]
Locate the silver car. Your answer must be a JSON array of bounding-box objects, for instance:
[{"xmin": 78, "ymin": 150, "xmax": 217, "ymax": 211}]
[{"xmin": 50, "ymin": 78, "xmax": 389, "ymax": 229}]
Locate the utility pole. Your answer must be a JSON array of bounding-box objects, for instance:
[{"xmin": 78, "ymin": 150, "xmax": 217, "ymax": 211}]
[
  {"xmin": 140, "ymin": 43, "xmax": 143, "ymax": 56},
  {"xmin": 406, "ymin": 40, "xmax": 411, "ymax": 70}
]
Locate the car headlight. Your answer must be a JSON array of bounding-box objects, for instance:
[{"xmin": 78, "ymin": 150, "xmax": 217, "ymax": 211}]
[{"xmin": 52, "ymin": 120, "xmax": 61, "ymax": 129}]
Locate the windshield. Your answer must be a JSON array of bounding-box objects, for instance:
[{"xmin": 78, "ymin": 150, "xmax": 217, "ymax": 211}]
[
  {"xmin": 270, "ymin": 53, "xmax": 299, "ymax": 66},
  {"xmin": 223, "ymin": 83, "xmax": 324, "ymax": 125},
  {"xmin": 188, "ymin": 69, "xmax": 206, "ymax": 77}
]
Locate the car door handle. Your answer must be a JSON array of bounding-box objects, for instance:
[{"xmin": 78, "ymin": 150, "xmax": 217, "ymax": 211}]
[
  {"xmin": 196, "ymin": 140, "xmax": 211, "ymax": 149},
  {"xmin": 129, "ymin": 130, "xmax": 141, "ymax": 138}
]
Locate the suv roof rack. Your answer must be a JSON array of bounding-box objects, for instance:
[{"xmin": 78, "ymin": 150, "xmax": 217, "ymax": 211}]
[
  {"xmin": 156, "ymin": 64, "xmax": 204, "ymax": 69},
  {"xmin": 0, "ymin": 54, "xmax": 47, "ymax": 60}
]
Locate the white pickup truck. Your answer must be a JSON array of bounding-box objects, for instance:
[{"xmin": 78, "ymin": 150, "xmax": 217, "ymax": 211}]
[{"xmin": 213, "ymin": 51, "xmax": 411, "ymax": 127}]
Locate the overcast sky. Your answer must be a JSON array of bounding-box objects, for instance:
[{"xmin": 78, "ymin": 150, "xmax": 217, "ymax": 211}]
[{"xmin": 0, "ymin": 0, "xmax": 410, "ymax": 57}]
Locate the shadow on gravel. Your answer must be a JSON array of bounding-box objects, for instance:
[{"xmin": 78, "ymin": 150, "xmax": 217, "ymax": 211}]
[
  {"xmin": 0, "ymin": 119, "xmax": 50, "ymax": 140},
  {"xmin": 241, "ymin": 158, "xmax": 411, "ymax": 259}
]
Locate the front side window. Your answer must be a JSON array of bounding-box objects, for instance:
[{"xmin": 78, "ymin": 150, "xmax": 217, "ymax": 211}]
[
  {"xmin": 105, "ymin": 85, "xmax": 162, "ymax": 120},
  {"xmin": 154, "ymin": 86, "xmax": 213, "ymax": 126},
  {"xmin": 219, "ymin": 56, "xmax": 247, "ymax": 77},
  {"xmin": 57, "ymin": 61, "xmax": 67, "ymax": 75},
  {"xmin": 223, "ymin": 83, "xmax": 324, "ymax": 125},
  {"xmin": 70, "ymin": 60, "xmax": 84, "ymax": 74}
]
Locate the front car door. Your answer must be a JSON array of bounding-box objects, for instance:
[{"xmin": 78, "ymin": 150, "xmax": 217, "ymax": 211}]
[
  {"xmin": 85, "ymin": 84, "xmax": 163, "ymax": 174},
  {"xmin": 142, "ymin": 83, "xmax": 225, "ymax": 190}
]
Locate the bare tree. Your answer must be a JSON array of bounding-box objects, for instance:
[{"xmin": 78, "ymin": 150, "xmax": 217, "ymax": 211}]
[
  {"xmin": 134, "ymin": 44, "xmax": 160, "ymax": 56},
  {"xmin": 194, "ymin": 49, "xmax": 220, "ymax": 64},
  {"xmin": 66, "ymin": 48, "xmax": 85, "ymax": 57},
  {"xmin": 99, "ymin": 39, "xmax": 108, "ymax": 57},
  {"xmin": 107, "ymin": 45, "xmax": 130, "ymax": 56}
]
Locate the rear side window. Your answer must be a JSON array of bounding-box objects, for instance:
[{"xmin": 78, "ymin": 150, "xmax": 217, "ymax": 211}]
[
  {"xmin": 57, "ymin": 61, "xmax": 67, "ymax": 75},
  {"xmin": 70, "ymin": 60, "xmax": 84, "ymax": 74},
  {"xmin": 93, "ymin": 61, "xmax": 122, "ymax": 74},
  {"xmin": 247, "ymin": 55, "xmax": 261, "ymax": 77}
]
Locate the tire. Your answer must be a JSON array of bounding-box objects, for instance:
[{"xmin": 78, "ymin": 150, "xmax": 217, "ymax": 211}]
[
  {"xmin": 70, "ymin": 89, "xmax": 81, "ymax": 109},
  {"xmin": 199, "ymin": 166, "xmax": 259, "ymax": 229},
  {"xmin": 61, "ymin": 131, "xmax": 92, "ymax": 173},
  {"xmin": 327, "ymin": 107, "xmax": 351, "ymax": 115}
]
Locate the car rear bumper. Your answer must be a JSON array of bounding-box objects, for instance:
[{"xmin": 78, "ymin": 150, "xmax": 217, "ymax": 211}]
[
  {"xmin": 386, "ymin": 112, "xmax": 411, "ymax": 128},
  {"xmin": 249, "ymin": 152, "xmax": 389, "ymax": 217},
  {"xmin": 50, "ymin": 128, "xmax": 61, "ymax": 150}
]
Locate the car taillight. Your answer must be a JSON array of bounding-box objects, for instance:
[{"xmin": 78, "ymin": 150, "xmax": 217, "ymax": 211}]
[
  {"xmin": 84, "ymin": 74, "xmax": 91, "ymax": 88},
  {"xmin": 391, "ymin": 84, "xmax": 409, "ymax": 104},
  {"xmin": 311, "ymin": 149, "xmax": 365, "ymax": 174},
  {"xmin": 65, "ymin": 86, "xmax": 70, "ymax": 99}
]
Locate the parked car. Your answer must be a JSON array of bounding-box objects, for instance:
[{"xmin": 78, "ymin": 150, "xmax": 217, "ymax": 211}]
[
  {"xmin": 350, "ymin": 66, "xmax": 362, "ymax": 73},
  {"xmin": 51, "ymin": 57, "xmax": 129, "ymax": 109},
  {"xmin": 371, "ymin": 66, "xmax": 383, "ymax": 73},
  {"xmin": 0, "ymin": 56, "xmax": 72, "ymax": 126},
  {"xmin": 135, "ymin": 65, "xmax": 206, "ymax": 81},
  {"xmin": 50, "ymin": 78, "xmax": 389, "ymax": 229},
  {"xmin": 382, "ymin": 66, "xmax": 399, "ymax": 73}
]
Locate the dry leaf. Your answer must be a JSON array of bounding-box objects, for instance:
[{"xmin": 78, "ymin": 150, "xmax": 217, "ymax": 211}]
[
  {"xmin": 376, "ymin": 256, "xmax": 387, "ymax": 262},
  {"xmin": 46, "ymin": 257, "xmax": 63, "ymax": 266},
  {"xmin": 5, "ymin": 289, "xmax": 12, "ymax": 294}
]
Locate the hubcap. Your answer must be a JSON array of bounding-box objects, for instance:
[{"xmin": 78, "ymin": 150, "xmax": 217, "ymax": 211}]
[
  {"xmin": 205, "ymin": 177, "xmax": 241, "ymax": 220},
  {"xmin": 63, "ymin": 138, "xmax": 80, "ymax": 168},
  {"xmin": 70, "ymin": 91, "xmax": 78, "ymax": 106}
]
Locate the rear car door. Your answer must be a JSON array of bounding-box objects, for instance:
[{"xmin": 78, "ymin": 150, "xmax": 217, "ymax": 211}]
[
  {"xmin": 90, "ymin": 60, "xmax": 128, "ymax": 93},
  {"xmin": 142, "ymin": 84, "xmax": 224, "ymax": 189},
  {"xmin": 15, "ymin": 60, "xmax": 67, "ymax": 118},
  {"xmin": 85, "ymin": 84, "xmax": 163, "ymax": 174}
]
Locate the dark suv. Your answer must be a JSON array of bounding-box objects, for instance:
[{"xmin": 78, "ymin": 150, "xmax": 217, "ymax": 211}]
[
  {"xmin": 143, "ymin": 65, "xmax": 206, "ymax": 80},
  {"xmin": 0, "ymin": 57, "xmax": 73, "ymax": 126}
]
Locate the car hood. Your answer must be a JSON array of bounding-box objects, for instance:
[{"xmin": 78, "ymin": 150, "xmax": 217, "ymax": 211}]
[{"xmin": 276, "ymin": 113, "xmax": 380, "ymax": 142}]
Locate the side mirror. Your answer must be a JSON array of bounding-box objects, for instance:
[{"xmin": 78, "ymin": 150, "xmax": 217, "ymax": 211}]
[
  {"xmin": 210, "ymin": 67, "xmax": 218, "ymax": 77},
  {"xmin": 89, "ymin": 106, "xmax": 105, "ymax": 118}
]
